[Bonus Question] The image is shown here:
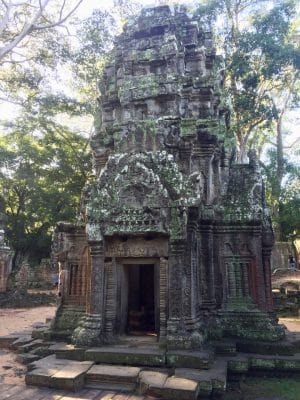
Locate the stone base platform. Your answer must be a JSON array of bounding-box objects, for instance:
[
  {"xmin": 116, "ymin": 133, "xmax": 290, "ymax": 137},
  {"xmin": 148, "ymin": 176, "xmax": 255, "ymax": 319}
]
[
  {"xmin": 2, "ymin": 332, "xmax": 300, "ymax": 399},
  {"xmin": 49, "ymin": 342, "xmax": 214, "ymax": 369},
  {"xmin": 24, "ymin": 351, "xmax": 300, "ymax": 399}
]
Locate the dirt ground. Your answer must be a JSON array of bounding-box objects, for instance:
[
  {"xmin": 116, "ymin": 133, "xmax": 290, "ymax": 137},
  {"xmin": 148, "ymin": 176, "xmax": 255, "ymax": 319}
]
[
  {"xmin": 279, "ymin": 317, "xmax": 300, "ymax": 331},
  {"xmin": 0, "ymin": 306, "xmax": 56, "ymax": 385},
  {"xmin": 0, "ymin": 306, "xmax": 56, "ymax": 336}
]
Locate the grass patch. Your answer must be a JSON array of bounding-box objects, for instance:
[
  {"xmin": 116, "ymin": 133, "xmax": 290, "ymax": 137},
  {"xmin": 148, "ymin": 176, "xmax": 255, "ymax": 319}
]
[{"xmin": 224, "ymin": 377, "xmax": 300, "ymax": 400}]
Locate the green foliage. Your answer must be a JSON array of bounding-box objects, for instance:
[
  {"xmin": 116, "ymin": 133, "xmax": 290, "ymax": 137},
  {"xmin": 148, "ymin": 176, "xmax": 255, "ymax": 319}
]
[
  {"xmin": 262, "ymin": 148, "xmax": 300, "ymax": 240},
  {"xmin": 195, "ymin": 0, "xmax": 300, "ymax": 239},
  {"xmin": 0, "ymin": 118, "xmax": 91, "ymax": 266},
  {"xmin": 0, "ymin": 7, "xmax": 118, "ymax": 267},
  {"xmin": 195, "ymin": 0, "xmax": 300, "ymax": 159}
]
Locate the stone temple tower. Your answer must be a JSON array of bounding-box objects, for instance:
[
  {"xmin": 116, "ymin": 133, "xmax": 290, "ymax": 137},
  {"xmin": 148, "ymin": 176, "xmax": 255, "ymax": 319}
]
[{"xmin": 51, "ymin": 5, "xmax": 284, "ymax": 348}]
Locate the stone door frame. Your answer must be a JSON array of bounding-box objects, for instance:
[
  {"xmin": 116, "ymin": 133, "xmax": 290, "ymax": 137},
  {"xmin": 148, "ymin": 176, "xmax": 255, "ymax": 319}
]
[{"xmin": 103, "ymin": 255, "xmax": 168, "ymax": 341}]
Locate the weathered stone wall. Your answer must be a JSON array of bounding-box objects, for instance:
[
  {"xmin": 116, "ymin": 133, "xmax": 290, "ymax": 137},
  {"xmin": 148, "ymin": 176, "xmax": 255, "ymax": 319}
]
[
  {"xmin": 0, "ymin": 226, "xmax": 12, "ymax": 293},
  {"xmin": 27, "ymin": 259, "xmax": 57, "ymax": 288},
  {"xmin": 0, "ymin": 246, "xmax": 12, "ymax": 292}
]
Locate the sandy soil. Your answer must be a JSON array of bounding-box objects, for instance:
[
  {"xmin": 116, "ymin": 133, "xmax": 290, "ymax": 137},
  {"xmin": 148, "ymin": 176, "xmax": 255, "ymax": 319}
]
[
  {"xmin": 279, "ymin": 317, "xmax": 300, "ymax": 332},
  {"xmin": 0, "ymin": 306, "xmax": 56, "ymax": 385},
  {"xmin": 0, "ymin": 306, "xmax": 56, "ymax": 336}
]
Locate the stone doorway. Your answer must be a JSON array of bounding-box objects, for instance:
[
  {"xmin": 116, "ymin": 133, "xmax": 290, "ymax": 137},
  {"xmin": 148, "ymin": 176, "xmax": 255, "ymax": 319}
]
[
  {"xmin": 120, "ymin": 261, "xmax": 159, "ymax": 337},
  {"xmin": 126, "ymin": 264, "xmax": 155, "ymax": 334}
]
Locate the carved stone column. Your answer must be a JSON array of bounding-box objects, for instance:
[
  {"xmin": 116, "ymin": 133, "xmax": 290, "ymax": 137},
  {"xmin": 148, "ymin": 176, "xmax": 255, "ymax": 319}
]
[
  {"xmin": 199, "ymin": 225, "xmax": 216, "ymax": 309},
  {"xmin": 167, "ymin": 240, "xmax": 185, "ymax": 345},
  {"xmin": 104, "ymin": 258, "xmax": 117, "ymax": 340},
  {"xmin": 72, "ymin": 241, "xmax": 105, "ymax": 346},
  {"xmin": 252, "ymin": 231, "xmax": 267, "ymax": 308},
  {"xmin": 159, "ymin": 257, "xmax": 168, "ymax": 340},
  {"xmin": 262, "ymin": 248, "xmax": 273, "ymax": 312}
]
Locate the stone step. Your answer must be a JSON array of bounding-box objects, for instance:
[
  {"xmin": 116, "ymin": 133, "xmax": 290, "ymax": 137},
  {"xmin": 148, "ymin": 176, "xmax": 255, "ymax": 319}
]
[
  {"xmin": 227, "ymin": 355, "xmax": 249, "ymax": 374},
  {"xmin": 50, "ymin": 342, "xmax": 86, "ymax": 361},
  {"xmin": 44, "ymin": 329, "xmax": 72, "ymax": 342},
  {"xmin": 248, "ymin": 352, "xmax": 300, "ymax": 373},
  {"xmin": 166, "ymin": 349, "xmax": 214, "ymax": 369},
  {"xmin": 211, "ymin": 339, "xmax": 237, "ymax": 356},
  {"xmin": 236, "ymin": 338, "xmax": 296, "ymax": 355},
  {"xmin": 175, "ymin": 358, "xmax": 227, "ymax": 397},
  {"xmin": 85, "ymin": 346, "xmax": 165, "ymax": 367},
  {"xmin": 31, "ymin": 327, "xmax": 50, "ymax": 340},
  {"xmin": 85, "ymin": 364, "xmax": 141, "ymax": 392},
  {"xmin": 139, "ymin": 370, "xmax": 169, "ymax": 397},
  {"xmin": 10, "ymin": 335, "xmax": 33, "ymax": 350},
  {"xmin": 139, "ymin": 370, "xmax": 198, "ymax": 400},
  {"xmin": 226, "ymin": 352, "xmax": 300, "ymax": 376},
  {"xmin": 50, "ymin": 362, "xmax": 94, "ymax": 391},
  {"xmin": 16, "ymin": 339, "xmax": 45, "ymax": 353},
  {"xmin": 0, "ymin": 334, "xmax": 21, "ymax": 349},
  {"xmin": 15, "ymin": 352, "xmax": 40, "ymax": 364},
  {"xmin": 26, "ymin": 355, "xmax": 94, "ymax": 391}
]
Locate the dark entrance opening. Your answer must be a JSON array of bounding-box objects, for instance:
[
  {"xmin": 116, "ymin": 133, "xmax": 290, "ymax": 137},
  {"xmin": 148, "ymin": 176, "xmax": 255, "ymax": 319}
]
[{"xmin": 126, "ymin": 264, "xmax": 155, "ymax": 334}]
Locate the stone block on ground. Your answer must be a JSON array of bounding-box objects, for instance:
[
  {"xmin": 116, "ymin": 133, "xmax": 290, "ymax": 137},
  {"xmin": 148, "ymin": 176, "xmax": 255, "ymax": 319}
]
[
  {"xmin": 175, "ymin": 358, "xmax": 227, "ymax": 396},
  {"xmin": 162, "ymin": 376, "xmax": 199, "ymax": 400}
]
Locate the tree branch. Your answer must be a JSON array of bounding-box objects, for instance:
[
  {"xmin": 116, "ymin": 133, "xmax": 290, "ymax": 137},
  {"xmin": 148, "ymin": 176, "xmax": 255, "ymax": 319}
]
[
  {"xmin": 0, "ymin": 0, "xmax": 11, "ymax": 36},
  {"xmin": 32, "ymin": 0, "xmax": 83, "ymax": 30},
  {"xmin": 0, "ymin": 0, "xmax": 50, "ymax": 61}
]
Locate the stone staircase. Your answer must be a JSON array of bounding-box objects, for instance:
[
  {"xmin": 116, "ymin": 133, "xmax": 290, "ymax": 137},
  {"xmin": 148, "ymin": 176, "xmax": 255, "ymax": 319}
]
[
  {"xmin": 24, "ymin": 353, "xmax": 226, "ymax": 399},
  {"xmin": 1, "ymin": 330, "xmax": 300, "ymax": 399}
]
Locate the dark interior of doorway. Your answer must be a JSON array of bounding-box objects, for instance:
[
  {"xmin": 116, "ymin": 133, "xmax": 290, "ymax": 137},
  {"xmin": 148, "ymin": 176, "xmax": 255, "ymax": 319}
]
[{"xmin": 126, "ymin": 264, "xmax": 155, "ymax": 335}]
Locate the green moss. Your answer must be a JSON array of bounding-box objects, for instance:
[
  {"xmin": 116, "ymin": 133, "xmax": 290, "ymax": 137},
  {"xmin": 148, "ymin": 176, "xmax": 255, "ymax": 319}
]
[
  {"xmin": 180, "ymin": 118, "xmax": 197, "ymax": 137},
  {"xmin": 169, "ymin": 207, "xmax": 184, "ymax": 240},
  {"xmin": 53, "ymin": 306, "xmax": 84, "ymax": 332},
  {"xmin": 227, "ymin": 359, "xmax": 249, "ymax": 373},
  {"xmin": 136, "ymin": 119, "xmax": 158, "ymax": 136},
  {"xmin": 250, "ymin": 357, "xmax": 276, "ymax": 369}
]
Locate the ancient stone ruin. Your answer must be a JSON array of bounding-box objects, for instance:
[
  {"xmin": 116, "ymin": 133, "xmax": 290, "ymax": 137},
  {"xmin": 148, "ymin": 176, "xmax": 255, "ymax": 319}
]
[
  {"xmin": 51, "ymin": 5, "xmax": 284, "ymax": 348},
  {"xmin": 0, "ymin": 196, "xmax": 11, "ymax": 293}
]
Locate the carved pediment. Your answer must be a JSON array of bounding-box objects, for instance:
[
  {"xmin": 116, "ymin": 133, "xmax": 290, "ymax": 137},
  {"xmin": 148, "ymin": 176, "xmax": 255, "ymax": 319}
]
[{"xmin": 85, "ymin": 152, "xmax": 193, "ymax": 229}]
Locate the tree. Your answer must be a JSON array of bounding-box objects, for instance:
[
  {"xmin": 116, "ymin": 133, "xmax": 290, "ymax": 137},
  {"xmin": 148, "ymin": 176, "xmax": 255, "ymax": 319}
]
[
  {"xmin": 0, "ymin": 6, "xmax": 118, "ymax": 268},
  {"xmin": 195, "ymin": 0, "xmax": 300, "ymax": 240},
  {"xmin": 0, "ymin": 110, "xmax": 92, "ymax": 268},
  {"xmin": 195, "ymin": 0, "xmax": 300, "ymax": 161},
  {"xmin": 262, "ymin": 147, "xmax": 300, "ymax": 240},
  {"xmin": 0, "ymin": 0, "xmax": 83, "ymax": 63}
]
